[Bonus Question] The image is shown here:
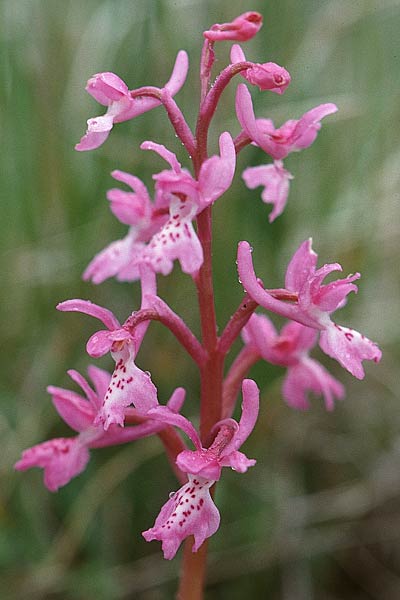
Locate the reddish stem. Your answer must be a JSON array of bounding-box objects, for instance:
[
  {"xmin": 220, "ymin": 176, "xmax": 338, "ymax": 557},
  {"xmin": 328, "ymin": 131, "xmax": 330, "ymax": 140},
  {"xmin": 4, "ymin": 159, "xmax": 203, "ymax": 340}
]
[
  {"xmin": 195, "ymin": 62, "xmax": 254, "ymax": 160},
  {"xmin": 125, "ymin": 306, "xmax": 206, "ymax": 366},
  {"xmin": 177, "ymin": 539, "xmax": 209, "ymax": 600},
  {"xmin": 199, "ymin": 39, "xmax": 215, "ymax": 103},
  {"xmin": 130, "ymin": 86, "xmax": 196, "ymax": 157},
  {"xmin": 218, "ymin": 295, "xmax": 258, "ymax": 355}
]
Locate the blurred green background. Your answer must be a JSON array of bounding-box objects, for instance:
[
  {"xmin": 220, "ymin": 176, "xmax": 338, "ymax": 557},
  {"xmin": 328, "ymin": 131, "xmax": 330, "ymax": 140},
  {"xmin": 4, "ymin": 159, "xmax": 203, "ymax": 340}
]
[{"xmin": 1, "ymin": 0, "xmax": 400, "ymax": 598}]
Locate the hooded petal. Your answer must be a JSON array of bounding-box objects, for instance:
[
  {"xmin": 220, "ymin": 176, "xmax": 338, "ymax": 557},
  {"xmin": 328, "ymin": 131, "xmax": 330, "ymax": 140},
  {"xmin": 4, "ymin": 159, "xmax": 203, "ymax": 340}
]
[
  {"xmin": 284, "ymin": 238, "xmax": 318, "ymax": 292},
  {"xmin": 143, "ymin": 475, "xmax": 220, "ymax": 559},
  {"xmin": 85, "ymin": 72, "xmax": 129, "ymax": 105}
]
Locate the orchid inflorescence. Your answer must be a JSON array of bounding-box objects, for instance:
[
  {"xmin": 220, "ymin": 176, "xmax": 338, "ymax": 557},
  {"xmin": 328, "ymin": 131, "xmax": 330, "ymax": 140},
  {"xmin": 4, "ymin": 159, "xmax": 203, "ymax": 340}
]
[{"xmin": 15, "ymin": 10, "xmax": 381, "ymax": 570}]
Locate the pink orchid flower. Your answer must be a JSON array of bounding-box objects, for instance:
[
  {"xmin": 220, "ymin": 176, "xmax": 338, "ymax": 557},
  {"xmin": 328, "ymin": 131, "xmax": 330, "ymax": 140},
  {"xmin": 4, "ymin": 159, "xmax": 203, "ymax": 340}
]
[
  {"xmin": 83, "ymin": 170, "xmax": 167, "ymax": 284},
  {"xmin": 85, "ymin": 133, "xmax": 235, "ymax": 280},
  {"xmin": 14, "ymin": 367, "xmax": 185, "ymax": 491},
  {"xmin": 236, "ymin": 84, "xmax": 337, "ymax": 160},
  {"xmin": 242, "ymin": 160, "xmax": 294, "ymax": 222},
  {"xmin": 142, "ymin": 379, "xmax": 259, "ymax": 559},
  {"xmin": 243, "ymin": 314, "xmax": 344, "ymax": 410},
  {"xmin": 75, "ymin": 50, "xmax": 189, "ymax": 151},
  {"xmin": 237, "ymin": 240, "xmax": 382, "ymax": 379},
  {"xmin": 230, "ymin": 45, "xmax": 291, "ymax": 94},
  {"xmin": 203, "ymin": 12, "xmax": 263, "ymax": 42},
  {"xmin": 57, "ymin": 274, "xmax": 158, "ymax": 429}
]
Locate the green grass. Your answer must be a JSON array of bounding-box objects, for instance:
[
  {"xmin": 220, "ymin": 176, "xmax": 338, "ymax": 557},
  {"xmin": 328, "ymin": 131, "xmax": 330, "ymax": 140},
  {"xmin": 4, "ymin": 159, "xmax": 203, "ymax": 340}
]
[{"xmin": 1, "ymin": 0, "xmax": 399, "ymax": 597}]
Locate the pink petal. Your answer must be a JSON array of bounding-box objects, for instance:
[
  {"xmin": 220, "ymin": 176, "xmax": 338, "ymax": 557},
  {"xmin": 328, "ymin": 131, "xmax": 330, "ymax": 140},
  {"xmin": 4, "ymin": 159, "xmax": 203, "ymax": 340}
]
[
  {"xmin": 75, "ymin": 115, "xmax": 114, "ymax": 151},
  {"xmin": 242, "ymin": 161, "xmax": 293, "ymax": 222},
  {"xmin": 203, "ymin": 11, "xmax": 263, "ymax": 42},
  {"xmin": 83, "ymin": 232, "xmax": 145, "ymax": 284},
  {"xmin": 86, "ymin": 365, "xmax": 111, "ymax": 407},
  {"xmin": 57, "ymin": 299, "xmax": 120, "ymax": 330},
  {"xmin": 163, "ymin": 50, "xmax": 189, "ymax": 95},
  {"xmin": 47, "ymin": 385, "xmax": 95, "ymax": 432},
  {"xmin": 140, "ymin": 140, "xmax": 182, "ymax": 173},
  {"xmin": 313, "ymin": 273, "xmax": 360, "ymax": 312},
  {"xmin": 86, "ymin": 330, "xmax": 114, "ymax": 357},
  {"xmin": 291, "ymin": 103, "xmax": 338, "ymax": 150},
  {"xmin": 236, "ymin": 84, "xmax": 260, "ymax": 142},
  {"xmin": 142, "ymin": 199, "xmax": 203, "ymax": 276},
  {"xmin": 284, "ymin": 238, "xmax": 318, "ymax": 292},
  {"xmin": 219, "ymin": 450, "xmax": 256, "ymax": 473},
  {"xmin": 95, "ymin": 350, "xmax": 158, "ymax": 429},
  {"xmin": 239, "ymin": 59, "xmax": 291, "ymax": 93},
  {"xmin": 85, "ymin": 72, "xmax": 129, "ymax": 105},
  {"xmin": 143, "ymin": 476, "xmax": 220, "ymax": 559},
  {"xmin": 198, "ymin": 132, "xmax": 236, "ymax": 209},
  {"xmin": 283, "ymin": 358, "xmax": 345, "ymax": 411},
  {"xmin": 176, "ymin": 449, "xmax": 222, "ymax": 481},
  {"xmin": 14, "ymin": 437, "xmax": 90, "ymax": 492},
  {"xmin": 319, "ymin": 323, "xmax": 382, "ymax": 380},
  {"xmin": 222, "ymin": 379, "xmax": 259, "ymax": 455},
  {"xmin": 107, "ymin": 173, "xmax": 152, "ymax": 226}
]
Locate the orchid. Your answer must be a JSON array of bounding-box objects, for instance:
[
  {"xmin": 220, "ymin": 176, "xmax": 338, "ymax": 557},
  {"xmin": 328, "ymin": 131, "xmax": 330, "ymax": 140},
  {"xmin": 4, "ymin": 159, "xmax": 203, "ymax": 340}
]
[
  {"xmin": 76, "ymin": 50, "xmax": 189, "ymax": 151},
  {"xmin": 16, "ymin": 10, "xmax": 381, "ymax": 598},
  {"xmin": 14, "ymin": 367, "xmax": 185, "ymax": 491},
  {"xmin": 236, "ymin": 84, "xmax": 338, "ymax": 161},
  {"xmin": 56, "ymin": 298, "xmax": 158, "ymax": 428},
  {"xmin": 84, "ymin": 132, "xmax": 236, "ymax": 280},
  {"xmin": 237, "ymin": 239, "xmax": 382, "ymax": 379},
  {"xmin": 242, "ymin": 315, "xmax": 344, "ymax": 410},
  {"xmin": 143, "ymin": 379, "xmax": 259, "ymax": 559}
]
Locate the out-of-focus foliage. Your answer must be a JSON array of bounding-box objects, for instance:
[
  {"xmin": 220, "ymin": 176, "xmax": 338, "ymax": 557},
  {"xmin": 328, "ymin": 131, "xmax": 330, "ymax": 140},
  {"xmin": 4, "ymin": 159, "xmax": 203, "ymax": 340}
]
[{"xmin": 1, "ymin": 0, "xmax": 399, "ymax": 598}]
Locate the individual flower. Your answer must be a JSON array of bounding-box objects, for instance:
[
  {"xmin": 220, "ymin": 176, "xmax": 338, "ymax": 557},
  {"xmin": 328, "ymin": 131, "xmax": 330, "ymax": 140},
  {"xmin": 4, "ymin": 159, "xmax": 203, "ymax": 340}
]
[
  {"xmin": 230, "ymin": 45, "xmax": 291, "ymax": 94},
  {"xmin": 236, "ymin": 83, "xmax": 337, "ymax": 160},
  {"xmin": 83, "ymin": 170, "xmax": 167, "ymax": 284},
  {"xmin": 57, "ymin": 275, "xmax": 158, "ymax": 429},
  {"xmin": 237, "ymin": 239, "xmax": 382, "ymax": 379},
  {"xmin": 203, "ymin": 12, "xmax": 263, "ymax": 42},
  {"xmin": 75, "ymin": 50, "xmax": 189, "ymax": 151},
  {"xmin": 243, "ymin": 314, "xmax": 344, "ymax": 410},
  {"xmin": 85, "ymin": 132, "xmax": 236, "ymax": 280},
  {"xmin": 14, "ymin": 367, "xmax": 185, "ymax": 491},
  {"xmin": 143, "ymin": 379, "xmax": 259, "ymax": 559},
  {"xmin": 242, "ymin": 160, "xmax": 293, "ymax": 222}
]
